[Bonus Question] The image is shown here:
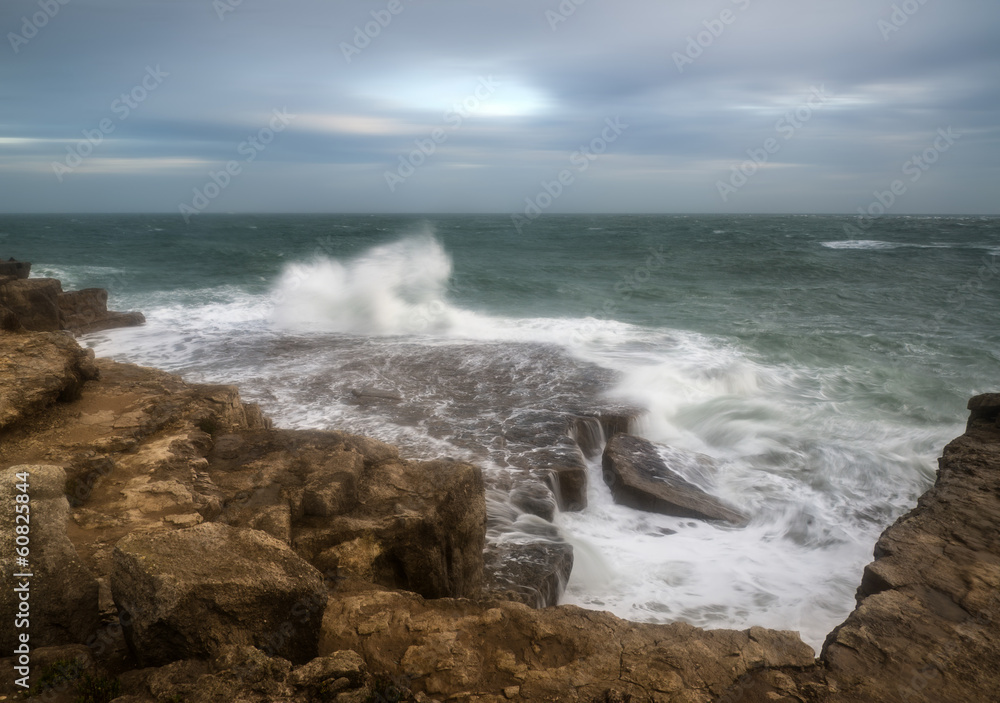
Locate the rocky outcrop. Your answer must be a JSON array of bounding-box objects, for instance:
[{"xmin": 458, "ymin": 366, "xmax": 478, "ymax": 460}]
[
  {"xmin": 0, "ymin": 278, "xmax": 62, "ymax": 331},
  {"xmin": 58, "ymin": 287, "xmax": 146, "ymax": 334},
  {"xmin": 104, "ymin": 645, "xmax": 377, "ymax": 702},
  {"xmin": 321, "ymin": 590, "xmax": 815, "ymax": 701},
  {"xmin": 0, "ymin": 465, "xmax": 100, "ymax": 652},
  {"xmin": 0, "ymin": 275, "xmax": 144, "ymax": 334},
  {"xmin": 0, "ymin": 259, "xmax": 31, "ymax": 278},
  {"xmin": 112, "ymin": 522, "xmax": 328, "ymax": 666},
  {"xmin": 0, "ymin": 331, "xmax": 100, "ymax": 431},
  {"xmin": 602, "ymin": 434, "xmax": 747, "ymax": 525},
  {"xmin": 210, "ymin": 429, "xmax": 486, "ymax": 600},
  {"xmin": 0, "ymin": 334, "xmax": 485, "ymax": 604}
]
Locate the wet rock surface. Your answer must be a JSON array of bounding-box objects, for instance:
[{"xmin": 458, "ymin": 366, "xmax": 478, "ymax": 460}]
[{"xmin": 602, "ymin": 434, "xmax": 747, "ymax": 525}]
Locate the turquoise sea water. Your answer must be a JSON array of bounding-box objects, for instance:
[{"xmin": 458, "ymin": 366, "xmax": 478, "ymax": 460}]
[{"xmin": 3, "ymin": 213, "xmax": 998, "ymax": 649}]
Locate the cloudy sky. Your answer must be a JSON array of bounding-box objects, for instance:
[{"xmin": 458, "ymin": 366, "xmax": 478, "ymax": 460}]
[{"xmin": 1, "ymin": 0, "xmax": 998, "ymax": 214}]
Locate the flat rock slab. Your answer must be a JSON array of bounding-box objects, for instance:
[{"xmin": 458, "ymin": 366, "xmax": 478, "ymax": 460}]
[
  {"xmin": 111, "ymin": 522, "xmax": 327, "ymax": 666},
  {"xmin": 602, "ymin": 434, "xmax": 747, "ymax": 525}
]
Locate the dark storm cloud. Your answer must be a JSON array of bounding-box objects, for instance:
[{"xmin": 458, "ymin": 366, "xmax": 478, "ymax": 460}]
[{"xmin": 0, "ymin": 0, "xmax": 997, "ymax": 214}]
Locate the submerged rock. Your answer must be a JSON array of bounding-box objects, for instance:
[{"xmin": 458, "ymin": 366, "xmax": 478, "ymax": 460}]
[{"xmin": 602, "ymin": 434, "xmax": 747, "ymax": 525}]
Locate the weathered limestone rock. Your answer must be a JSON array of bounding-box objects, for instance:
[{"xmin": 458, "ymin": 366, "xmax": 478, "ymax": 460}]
[
  {"xmin": 293, "ymin": 456, "xmax": 486, "ymax": 599},
  {"xmin": 602, "ymin": 434, "xmax": 747, "ymax": 524},
  {"xmin": 0, "ymin": 331, "xmax": 100, "ymax": 431},
  {"xmin": 0, "ymin": 259, "xmax": 31, "ymax": 278},
  {"xmin": 107, "ymin": 646, "xmax": 382, "ymax": 703},
  {"xmin": 321, "ymin": 590, "xmax": 815, "ymax": 702},
  {"xmin": 0, "ymin": 278, "xmax": 62, "ymax": 331},
  {"xmin": 0, "ymin": 466, "xmax": 100, "ymax": 651},
  {"xmin": 58, "ymin": 287, "xmax": 146, "ymax": 334},
  {"xmin": 111, "ymin": 522, "xmax": 328, "ymax": 666},
  {"xmin": 0, "ymin": 276, "xmax": 144, "ymax": 334}
]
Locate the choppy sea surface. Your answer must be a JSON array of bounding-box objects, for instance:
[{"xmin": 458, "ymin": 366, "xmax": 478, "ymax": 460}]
[{"xmin": 4, "ymin": 213, "xmax": 998, "ymax": 650}]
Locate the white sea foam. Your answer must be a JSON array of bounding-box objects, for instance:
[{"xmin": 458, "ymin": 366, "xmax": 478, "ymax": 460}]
[{"xmin": 821, "ymin": 240, "xmax": 954, "ymax": 251}]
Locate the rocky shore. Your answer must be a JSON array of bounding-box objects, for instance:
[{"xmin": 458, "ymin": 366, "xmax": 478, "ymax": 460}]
[{"xmin": 1, "ymin": 277, "xmax": 998, "ymax": 702}]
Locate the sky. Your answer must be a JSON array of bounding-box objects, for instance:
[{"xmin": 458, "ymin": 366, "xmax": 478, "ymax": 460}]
[{"xmin": 1, "ymin": 0, "xmax": 998, "ymax": 215}]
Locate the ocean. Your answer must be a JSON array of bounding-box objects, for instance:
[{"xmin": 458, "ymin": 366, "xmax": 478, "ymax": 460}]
[{"xmin": 3, "ymin": 213, "xmax": 998, "ymax": 650}]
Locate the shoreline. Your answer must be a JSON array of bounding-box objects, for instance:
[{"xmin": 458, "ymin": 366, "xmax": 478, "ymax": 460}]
[{"xmin": 1, "ymin": 279, "xmax": 998, "ymax": 701}]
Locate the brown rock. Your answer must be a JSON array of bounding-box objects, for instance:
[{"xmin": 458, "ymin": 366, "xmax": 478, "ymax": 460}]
[
  {"xmin": 0, "ymin": 466, "xmax": 100, "ymax": 652},
  {"xmin": 602, "ymin": 434, "xmax": 747, "ymax": 525},
  {"xmin": 0, "ymin": 259, "xmax": 31, "ymax": 278},
  {"xmin": 321, "ymin": 590, "xmax": 814, "ymax": 701},
  {"xmin": 111, "ymin": 522, "xmax": 328, "ymax": 666},
  {"xmin": 0, "ymin": 278, "xmax": 62, "ymax": 331},
  {"xmin": 0, "ymin": 331, "xmax": 100, "ymax": 431},
  {"xmin": 293, "ymin": 456, "xmax": 486, "ymax": 599}
]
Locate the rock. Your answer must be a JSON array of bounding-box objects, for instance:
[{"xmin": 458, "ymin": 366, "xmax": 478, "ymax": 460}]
[
  {"xmin": 484, "ymin": 539, "xmax": 574, "ymax": 607},
  {"xmin": 0, "ymin": 644, "xmax": 95, "ymax": 697},
  {"xmin": 968, "ymin": 391, "xmax": 1000, "ymax": 428},
  {"xmin": 509, "ymin": 481, "xmax": 557, "ymax": 521},
  {"xmin": 122, "ymin": 645, "xmax": 296, "ymax": 702},
  {"xmin": 294, "ymin": 457, "xmax": 486, "ymax": 599},
  {"xmin": 0, "ymin": 276, "xmax": 144, "ymax": 335},
  {"xmin": 321, "ymin": 590, "xmax": 815, "ymax": 701},
  {"xmin": 0, "ymin": 278, "xmax": 62, "ymax": 331},
  {"xmin": 0, "ymin": 466, "xmax": 100, "ymax": 652},
  {"xmin": 602, "ymin": 434, "xmax": 747, "ymax": 525},
  {"xmin": 0, "ymin": 331, "xmax": 100, "ymax": 431},
  {"xmin": 0, "ymin": 259, "xmax": 31, "ymax": 278},
  {"xmin": 349, "ymin": 386, "xmax": 403, "ymax": 401},
  {"xmin": 0, "ymin": 303, "xmax": 22, "ymax": 331},
  {"xmin": 570, "ymin": 412, "xmax": 636, "ymax": 458},
  {"xmin": 289, "ymin": 650, "xmax": 365, "ymax": 688},
  {"xmin": 111, "ymin": 522, "xmax": 328, "ymax": 666}
]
